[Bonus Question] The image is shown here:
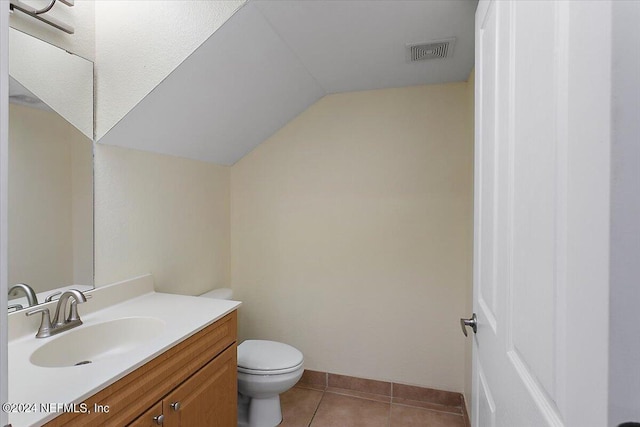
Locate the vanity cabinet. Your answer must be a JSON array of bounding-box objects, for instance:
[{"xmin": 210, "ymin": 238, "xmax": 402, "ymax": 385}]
[
  {"xmin": 44, "ymin": 311, "xmax": 237, "ymax": 427},
  {"xmin": 130, "ymin": 344, "xmax": 236, "ymax": 426}
]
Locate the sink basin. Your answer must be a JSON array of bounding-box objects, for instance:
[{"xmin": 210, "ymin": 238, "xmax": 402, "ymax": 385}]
[{"xmin": 30, "ymin": 317, "xmax": 165, "ymax": 368}]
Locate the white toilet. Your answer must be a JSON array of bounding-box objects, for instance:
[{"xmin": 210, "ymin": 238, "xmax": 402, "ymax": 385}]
[{"xmin": 200, "ymin": 288, "xmax": 304, "ymax": 427}]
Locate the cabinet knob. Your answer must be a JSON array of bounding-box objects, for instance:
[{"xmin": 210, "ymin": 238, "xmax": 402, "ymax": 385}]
[
  {"xmin": 170, "ymin": 401, "xmax": 181, "ymax": 411},
  {"xmin": 153, "ymin": 414, "xmax": 164, "ymax": 425}
]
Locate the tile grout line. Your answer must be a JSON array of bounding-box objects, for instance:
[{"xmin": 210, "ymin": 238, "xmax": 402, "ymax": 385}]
[
  {"xmin": 324, "ymin": 386, "xmax": 391, "ymax": 403},
  {"xmin": 307, "ymin": 388, "xmax": 327, "ymax": 427},
  {"xmin": 319, "ymin": 369, "xmax": 327, "ymax": 426},
  {"xmin": 387, "ymin": 393, "xmax": 392, "ymax": 427},
  {"xmin": 389, "ymin": 381, "xmax": 393, "ymax": 427},
  {"xmin": 391, "ymin": 400, "xmax": 464, "ymax": 416}
]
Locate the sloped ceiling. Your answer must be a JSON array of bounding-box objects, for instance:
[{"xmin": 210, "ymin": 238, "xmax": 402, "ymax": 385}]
[
  {"xmin": 94, "ymin": 0, "xmax": 246, "ymax": 141},
  {"xmin": 98, "ymin": 0, "xmax": 477, "ymax": 165}
]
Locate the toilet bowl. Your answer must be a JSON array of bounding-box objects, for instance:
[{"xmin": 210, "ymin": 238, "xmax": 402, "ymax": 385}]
[
  {"xmin": 237, "ymin": 340, "xmax": 304, "ymax": 427},
  {"xmin": 200, "ymin": 289, "xmax": 304, "ymax": 427}
]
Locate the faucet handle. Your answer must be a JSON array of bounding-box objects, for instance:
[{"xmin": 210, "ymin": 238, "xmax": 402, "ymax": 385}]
[
  {"xmin": 26, "ymin": 307, "xmax": 50, "ymax": 318},
  {"xmin": 44, "ymin": 291, "xmax": 62, "ymax": 302},
  {"xmin": 8, "ymin": 304, "xmax": 24, "ymax": 312},
  {"xmin": 67, "ymin": 293, "xmax": 91, "ymax": 322},
  {"xmin": 67, "ymin": 295, "xmax": 91, "ymax": 322},
  {"xmin": 26, "ymin": 307, "xmax": 53, "ymax": 338}
]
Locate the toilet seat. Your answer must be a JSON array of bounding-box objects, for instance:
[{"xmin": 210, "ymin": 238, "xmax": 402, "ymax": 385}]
[
  {"xmin": 238, "ymin": 360, "xmax": 304, "ymax": 375},
  {"xmin": 238, "ymin": 340, "xmax": 304, "ymax": 375}
]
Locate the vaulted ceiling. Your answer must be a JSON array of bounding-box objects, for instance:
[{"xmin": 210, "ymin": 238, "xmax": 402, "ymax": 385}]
[{"xmin": 98, "ymin": 0, "xmax": 477, "ymax": 165}]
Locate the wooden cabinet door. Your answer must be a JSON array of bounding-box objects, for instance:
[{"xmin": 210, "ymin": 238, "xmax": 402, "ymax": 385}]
[
  {"xmin": 128, "ymin": 402, "xmax": 164, "ymax": 427},
  {"xmin": 163, "ymin": 344, "xmax": 237, "ymax": 427}
]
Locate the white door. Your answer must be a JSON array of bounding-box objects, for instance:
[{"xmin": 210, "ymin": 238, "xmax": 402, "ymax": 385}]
[{"xmin": 470, "ymin": 1, "xmax": 611, "ymax": 426}]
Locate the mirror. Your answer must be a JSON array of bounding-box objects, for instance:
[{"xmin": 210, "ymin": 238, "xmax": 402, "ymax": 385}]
[{"xmin": 7, "ymin": 28, "xmax": 94, "ymax": 311}]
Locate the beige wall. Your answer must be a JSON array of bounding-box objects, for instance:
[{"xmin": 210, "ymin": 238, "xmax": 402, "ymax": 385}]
[
  {"xmin": 231, "ymin": 83, "xmax": 473, "ymax": 392},
  {"xmin": 89, "ymin": 78, "xmax": 474, "ymax": 393},
  {"xmin": 94, "ymin": 144, "xmax": 230, "ymax": 295},
  {"xmin": 8, "ymin": 104, "xmax": 93, "ymax": 294}
]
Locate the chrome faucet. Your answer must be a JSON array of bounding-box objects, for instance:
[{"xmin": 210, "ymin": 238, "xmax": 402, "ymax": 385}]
[
  {"xmin": 26, "ymin": 289, "xmax": 88, "ymax": 338},
  {"xmin": 8, "ymin": 283, "xmax": 38, "ymax": 307}
]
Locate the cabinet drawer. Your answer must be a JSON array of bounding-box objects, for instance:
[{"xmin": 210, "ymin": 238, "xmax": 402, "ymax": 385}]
[{"xmin": 44, "ymin": 311, "xmax": 237, "ymax": 427}]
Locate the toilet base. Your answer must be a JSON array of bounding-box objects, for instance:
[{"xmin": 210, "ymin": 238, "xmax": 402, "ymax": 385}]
[
  {"xmin": 238, "ymin": 393, "xmax": 282, "ymax": 427},
  {"xmin": 238, "ymin": 393, "xmax": 250, "ymax": 427}
]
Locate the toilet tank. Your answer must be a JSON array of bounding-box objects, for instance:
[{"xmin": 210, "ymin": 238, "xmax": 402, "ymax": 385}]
[{"xmin": 199, "ymin": 288, "xmax": 233, "ymax": 300}]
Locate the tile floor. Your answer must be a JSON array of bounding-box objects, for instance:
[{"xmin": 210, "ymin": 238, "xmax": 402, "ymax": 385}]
[{"xmin": 279, "ymin": 384, "xmax": 468, "ymax": 427}]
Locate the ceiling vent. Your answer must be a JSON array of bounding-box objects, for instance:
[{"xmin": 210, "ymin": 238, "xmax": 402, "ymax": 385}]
[{"xmin": 407, "ymin": 38, "xmax": 456, "ymax": 62}]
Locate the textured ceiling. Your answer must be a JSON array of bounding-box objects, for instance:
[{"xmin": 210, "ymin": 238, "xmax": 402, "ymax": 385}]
[{"xmin": 98, "ymin": 0, "xmax": 477, "ymax": 165}]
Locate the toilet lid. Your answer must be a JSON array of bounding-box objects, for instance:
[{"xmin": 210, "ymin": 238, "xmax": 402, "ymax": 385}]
[{"xmin": 237, "ymin": 340, "xmax": 304, "ymax": 374}]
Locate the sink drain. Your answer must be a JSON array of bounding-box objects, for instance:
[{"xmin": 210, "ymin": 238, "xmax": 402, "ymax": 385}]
[{"xmin": 74, "ymin": 360, "xmax": 92, "ymax": 366}]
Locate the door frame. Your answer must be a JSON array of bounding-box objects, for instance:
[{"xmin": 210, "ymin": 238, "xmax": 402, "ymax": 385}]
[{"xmin": 1, "ymin": 1, "xmax": 9, "ymax": 425}]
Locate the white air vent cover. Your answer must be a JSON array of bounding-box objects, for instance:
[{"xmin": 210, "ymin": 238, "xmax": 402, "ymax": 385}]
[{"xmin": 407, "ymin": 38, "xmax": 456, "ymax": 62}]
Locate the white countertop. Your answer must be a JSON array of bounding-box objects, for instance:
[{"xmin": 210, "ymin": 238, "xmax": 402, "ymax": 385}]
[{"xmin": 8, "ymin": 278, "xmax": 241, "ymax": 427}]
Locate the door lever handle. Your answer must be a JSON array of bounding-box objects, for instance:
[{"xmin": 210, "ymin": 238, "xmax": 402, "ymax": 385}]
[{"xmin": 460, "ymin": 313, "xmax": 477, "ymax": 336}]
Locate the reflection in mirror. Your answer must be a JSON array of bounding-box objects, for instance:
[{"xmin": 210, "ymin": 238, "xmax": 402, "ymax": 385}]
[{"xmin": 8, "ymin": 28, "xmax": 94, "ymax": 311}]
